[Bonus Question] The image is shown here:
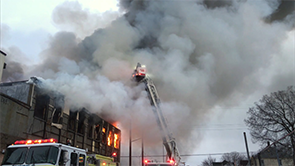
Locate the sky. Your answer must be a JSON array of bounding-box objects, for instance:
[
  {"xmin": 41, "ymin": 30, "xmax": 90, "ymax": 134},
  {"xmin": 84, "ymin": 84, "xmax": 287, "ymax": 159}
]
[{"xmin": 1, "ymin": 0, "xmax": 295, "ymax": 165}]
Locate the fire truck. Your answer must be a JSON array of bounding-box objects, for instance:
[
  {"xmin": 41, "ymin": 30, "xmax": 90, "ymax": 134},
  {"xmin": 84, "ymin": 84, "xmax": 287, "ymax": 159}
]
[
  {"xmin": 132, "ymin": 63, "xmax": 183, "ymax": 166},
  {"xmin": 1, "ymin": 138, "xmax": 116, "ymax": 166}
]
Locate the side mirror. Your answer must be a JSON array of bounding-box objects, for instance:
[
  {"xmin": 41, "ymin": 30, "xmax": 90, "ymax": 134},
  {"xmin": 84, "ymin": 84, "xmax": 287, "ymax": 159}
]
[{"xmin": 2, "ymin": 149, "xmax": 6, "ymax": 154}]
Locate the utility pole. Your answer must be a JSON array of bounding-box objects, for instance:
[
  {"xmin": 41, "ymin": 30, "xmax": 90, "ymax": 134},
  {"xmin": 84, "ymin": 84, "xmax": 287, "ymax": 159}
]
[
  {"xmin": 129, "ymin": 122, "xmax": 132, "ymax": 166},
  {"xmin": 243, "ymin": 132, "xmax": 252, "ymax": 166},
  {"xmin": 142, "ymin": 132, "xmax": 144, "ymax": 166}
]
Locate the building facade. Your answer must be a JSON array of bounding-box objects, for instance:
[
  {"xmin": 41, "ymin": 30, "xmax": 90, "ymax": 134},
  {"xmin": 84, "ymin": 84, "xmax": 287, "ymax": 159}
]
[
  {"xmin": 251, "ymin": 146, "xmax": 293, "ymax": 166},
  {"xmin": 0, "ymin": 78, "xmax": 121, "ymax": 164}
]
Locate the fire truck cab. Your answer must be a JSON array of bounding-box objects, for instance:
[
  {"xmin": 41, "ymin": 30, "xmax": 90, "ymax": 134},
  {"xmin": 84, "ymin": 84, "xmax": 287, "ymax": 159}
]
[{"xmin": 1, "ymin": 138, "xmax": 87, "ymax": 166}]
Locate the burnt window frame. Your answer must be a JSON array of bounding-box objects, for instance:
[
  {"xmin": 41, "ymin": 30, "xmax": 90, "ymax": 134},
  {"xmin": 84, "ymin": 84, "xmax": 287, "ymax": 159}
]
[
  {"xmin": 52, "ymin": 107, "xmax": 63, "ymax": 124},
  {"xmin": 52, "ymin": 95, "xmax": 64, "ymax": 124},
  {"xmin": 87, "ymin": 117, "xmax": 94, "ymax": 139},
  {"xmin": 34, "ymin": 94, "xmax": 50, "ymax": 120},
  {"xmin": 77, "ymin": 111, "xmax": 86, "ymax": 135},
  {"xmin": 102, "ymin": 124, "xmax": 107, "ymax": 144},
  {"xmin": 68, "ymin": 110, "xmax": 78, "ymax": 131}
]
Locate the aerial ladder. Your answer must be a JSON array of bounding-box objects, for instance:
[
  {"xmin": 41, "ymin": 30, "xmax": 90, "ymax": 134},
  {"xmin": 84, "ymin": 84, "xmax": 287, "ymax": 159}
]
[{"xmin": 132, "ymin": 63, "xmax": 182, "ymax": 166}]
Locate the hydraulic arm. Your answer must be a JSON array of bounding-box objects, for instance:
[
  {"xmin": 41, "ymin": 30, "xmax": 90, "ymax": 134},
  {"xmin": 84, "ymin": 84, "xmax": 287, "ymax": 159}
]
[{"xmin": 132, "ymin": 63, "xmax": 181, "ymax": 165}]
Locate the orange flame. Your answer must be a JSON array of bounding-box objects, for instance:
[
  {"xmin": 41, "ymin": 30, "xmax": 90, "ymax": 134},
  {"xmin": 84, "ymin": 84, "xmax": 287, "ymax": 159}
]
[
  {"xmin": 108, "ymin": 131, "xmax": 112, "ymax": 146},
  {"xmin": 114, "ymin": 134, "xmax": 118, "ymax": 149},
  {"xmin": 112, "ymin": 122, "xmax": 118, "ymax": 128}
]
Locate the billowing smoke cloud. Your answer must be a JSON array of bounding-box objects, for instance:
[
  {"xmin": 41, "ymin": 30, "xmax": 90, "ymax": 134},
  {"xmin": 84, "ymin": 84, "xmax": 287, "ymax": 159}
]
[
  {"xmin": 2, "ymin": 60, "xmax": 24, "ymax": 82},
  {"xmin": 2, "ymin": 0, "xmax": 295, "ymax": 164},
  {"xmin": 52, "ymin": 1, "xmax": 120, "ymax": 39},
  {"xmin": 1, "ymin": 46, "xmax": 28, "ymax": 82},
  {"xmin": 266, "ymin": 0, "xmax": 295, "ymax": 23}
]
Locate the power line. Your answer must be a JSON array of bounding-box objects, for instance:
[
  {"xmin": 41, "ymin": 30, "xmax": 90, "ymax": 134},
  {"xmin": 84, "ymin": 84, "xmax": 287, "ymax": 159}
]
[{"xmin": 191, "ymin": 123, "xmax": 249, "ymax": 131}]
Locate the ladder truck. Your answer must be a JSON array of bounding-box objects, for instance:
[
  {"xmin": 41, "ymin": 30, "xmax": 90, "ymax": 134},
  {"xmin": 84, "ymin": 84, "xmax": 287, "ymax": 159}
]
[{"xmin": 132, "ymin": 63, "xmax": 182, "ymax": 166}]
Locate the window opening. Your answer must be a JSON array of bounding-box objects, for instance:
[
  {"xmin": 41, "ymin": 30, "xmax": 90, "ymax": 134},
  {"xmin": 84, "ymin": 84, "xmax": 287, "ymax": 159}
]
[
  {"xmin": 34, "ymin": 95, "xmax": 50, "ymax": 120},
  {"xmin": 70, "ymin": 152, "xmax": 78, "ymax": 166}
]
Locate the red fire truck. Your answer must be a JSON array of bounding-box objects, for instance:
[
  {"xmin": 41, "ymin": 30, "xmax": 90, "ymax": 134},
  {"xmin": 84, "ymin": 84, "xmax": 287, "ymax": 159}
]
[{"xmin": 1, "ymin": 138, "xmax": 116, "ymax": 166}]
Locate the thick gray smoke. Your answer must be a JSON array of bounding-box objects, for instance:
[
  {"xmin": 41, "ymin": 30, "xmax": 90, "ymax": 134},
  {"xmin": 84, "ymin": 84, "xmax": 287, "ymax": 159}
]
[
  {"xmin": 51, "ymin": 1, "xmax": 120, "ymax": 39},
  {"xmin": 2, "ymin": 0, "xmax": 294, "ymax": 164},
  {"xmin": 1, "ymin": 47, "xmax": 27, "ymax": 82}
]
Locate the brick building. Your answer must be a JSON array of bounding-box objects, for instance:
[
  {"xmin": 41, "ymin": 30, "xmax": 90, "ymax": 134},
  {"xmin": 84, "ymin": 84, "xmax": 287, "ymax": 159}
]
[{"xmin": 0, "ymin": 78, "xmax": 121, "ymax": 164}]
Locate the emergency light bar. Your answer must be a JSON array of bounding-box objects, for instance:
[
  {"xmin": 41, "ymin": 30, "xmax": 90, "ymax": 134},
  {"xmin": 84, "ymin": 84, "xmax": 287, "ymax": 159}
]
[
  {"xmin": 14, "ymin": 138, "xmax": 57, "ymax": 145},
  {"xmin": 169, "ymin": 159, "xmax": 175, "ymax": 164},
  {"xmin": 143, "ymin": 159, "xmax": 174, "ymax": 165}
]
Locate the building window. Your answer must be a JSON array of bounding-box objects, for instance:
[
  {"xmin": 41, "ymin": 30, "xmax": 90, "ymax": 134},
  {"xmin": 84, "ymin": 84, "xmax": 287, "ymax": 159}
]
[
  {"xmin": 95, "ymin": 124, "xmax": 100, "ymax": 141},
  {"xmin": 88, "ymin": 117, "xmax": 93, "ymax": 138},
  {"xmin": 77, "ymin": 111, "xmax": 86, "ymax": 134},
  {"xmin": 107, "ymin": 131, "xmax": 113, "ymax": 147},
  {"xmin": 102, "ymin": 126, "xmax": 107, "ymax": 144},
  {"xmin": 34, "ymin": 95, "xmax": 50, "ymax": 120},
  {"xmin": 68, "ymin": 110, "xmax": 77, "ymax": 131},
  {"xmin": 52, "ymin": 107, "xmax": 62, "ymax": 124},
  {"xmin": 52, "ymin": 95, "xmax": 64, "ymax": 124},
  {"xmin": 114, "ymin": 132, "xmax": 120, "ymax": 149}
]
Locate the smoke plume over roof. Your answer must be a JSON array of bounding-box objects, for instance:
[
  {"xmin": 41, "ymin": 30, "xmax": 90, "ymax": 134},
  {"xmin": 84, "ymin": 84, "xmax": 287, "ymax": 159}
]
[{"xmin": 2, "ymin": 0, "xmax": 294, "ymax": 163}]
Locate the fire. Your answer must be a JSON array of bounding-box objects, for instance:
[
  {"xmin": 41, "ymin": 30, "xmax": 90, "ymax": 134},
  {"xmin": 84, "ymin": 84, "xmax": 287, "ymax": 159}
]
[
  {"xmin": 112, "ymin": 122, "xmax": 118, "ymax": 128},
  {"xmin": 102, "ymin": 128, "xmax": 105, "ymax": 133},
  {"xmin": 108, "ymin": 131, "xmax": 112, "ymax": 146},
  {"xmin": 114, "ymin": 134, "xmax": 118, "ymax": 149}
]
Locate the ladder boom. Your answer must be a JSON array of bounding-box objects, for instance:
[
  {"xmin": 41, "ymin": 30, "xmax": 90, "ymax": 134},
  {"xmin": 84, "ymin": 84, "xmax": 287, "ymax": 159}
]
[{"xmin": 132, "ymin": 63, "xmax": 181, "ymax": 165}]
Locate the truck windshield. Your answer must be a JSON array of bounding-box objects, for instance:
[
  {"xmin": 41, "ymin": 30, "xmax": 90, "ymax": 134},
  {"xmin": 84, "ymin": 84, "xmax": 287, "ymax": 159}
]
[
  {"xmin": 1, "ymin": 147, "xmax": 27, "ymax": 165},
  {"xmin": 2, "ymin": 146, "xmax": 59, "ymax": 165}
]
